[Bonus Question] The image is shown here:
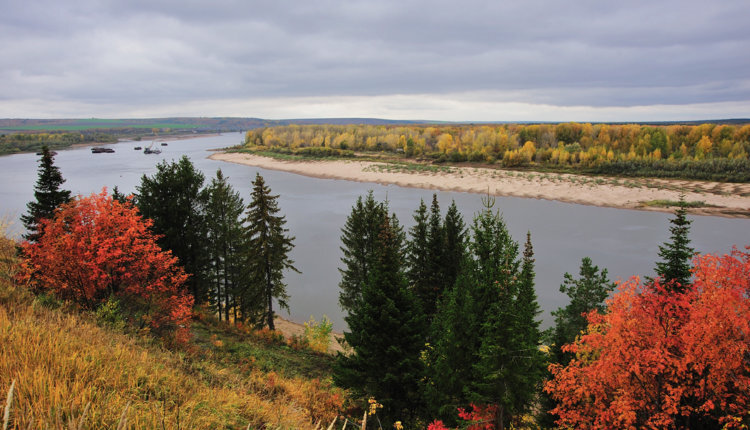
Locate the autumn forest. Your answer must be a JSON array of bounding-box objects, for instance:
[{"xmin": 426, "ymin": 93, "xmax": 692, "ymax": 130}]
[{"xmin": 1, "ymin": 127, "xmax": 749, "ymax": 429}]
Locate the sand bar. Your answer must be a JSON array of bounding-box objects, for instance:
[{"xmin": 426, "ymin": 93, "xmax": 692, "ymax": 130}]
[{"xmin": 210, "ymin": 152, "xmax": 750, "ymax": 218}]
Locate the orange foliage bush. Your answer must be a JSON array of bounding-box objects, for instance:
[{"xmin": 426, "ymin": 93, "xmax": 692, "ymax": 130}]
[
  {"xmin": 20, "ymin": 189, "xmax": 193, "ymax": 342},
  {"xmin": 546, "ymin": 247, "xmax": 750, "ymax": 429}
]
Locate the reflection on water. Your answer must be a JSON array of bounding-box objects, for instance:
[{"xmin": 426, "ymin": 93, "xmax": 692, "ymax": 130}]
[{"xmin": 2, "ymin": 133, "xmax": 748, "ymax": 330}]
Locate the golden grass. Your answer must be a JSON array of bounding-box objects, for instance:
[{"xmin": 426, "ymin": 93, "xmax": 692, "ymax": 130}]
[{"xmin": 0, "ymin": 224, "xmax": 343, "ymax": 429}]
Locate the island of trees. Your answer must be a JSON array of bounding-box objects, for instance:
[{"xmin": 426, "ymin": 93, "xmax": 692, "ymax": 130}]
[
  {"xmin": 1, "ymin": 146, "xmax": 747, "ymax": 428},
  {"xmin": 244, "ymin": 122, "xmax": 750, "ymax": 181}
]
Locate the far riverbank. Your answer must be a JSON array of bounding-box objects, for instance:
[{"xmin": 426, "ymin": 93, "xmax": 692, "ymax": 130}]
[{"xmin": 210, "ymin": 152, "xmax": 750, "ymax": 218}]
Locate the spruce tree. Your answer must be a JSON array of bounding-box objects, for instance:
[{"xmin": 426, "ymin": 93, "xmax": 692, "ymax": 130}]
[
  {"xmin": 427, "ymin": 197, "xmax": 529, "ymax": 427},
  {"xmin": 653, "ymin": 197, "xmax": 694, "ymax": 290},
  {"xmin": 334, "ymin": 214, "xmax": 426, "ymax": 426},
  {"xmin": 244, "ymin": 173, "xmax": 298, "ymax": 330},
  {"xmin": 338, "ymin": 191, "xmax": 387, "ymax": 313},
  {"xmin": 407, "ymin": 199, "xmax": 432, "ymax": 309},
  {"xmin": 205, "ymin": 169, "xmax": 247, "ymax": 322},
  {"xmin": 424, "ymin": 194, "xmax": 446, "ymax": 315},
  {"xmin": 135, "ymin": 156, "xmax": 210, "ymax": 302},
  {"xmin": 509, "ymin": 232, "xmax": 545, "ymax": 418},
  {"xmin": 21, "ymin": 146, "xmax": 71, "ymax": 242},
  {"xmin": 441, "ymin": 199, "xmax": 467, "ymax": 289}
]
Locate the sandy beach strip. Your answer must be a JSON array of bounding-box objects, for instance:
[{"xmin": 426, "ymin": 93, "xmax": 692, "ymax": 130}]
[{"xmin": 209, "ymin": 152, "xmax": 750, "ymax": 218}]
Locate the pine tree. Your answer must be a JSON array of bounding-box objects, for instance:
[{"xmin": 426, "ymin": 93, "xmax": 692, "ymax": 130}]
[
  {"xmin": 135, "ymin": 156, "xmax": 210, "ymax": 302},
  {"xmin": 21, "ymin": 146, "xmax": 71, "ymax": 242},
  {"xmin": 653, "ymin": 197, "xmax": 694, "ymax": 290},
  {"xmin": 540, "ymin": 256, "xmax": 614, "ymax": 427},
  {"xmin": 334, "ymin": 214, "xmax": 426, "ymax": 426},
  {"xmin": 338, "ymin": 191, "xmax": 387, "ymax": 313},
  {"xmin": 549, "ymin": 257, "xmax": 614, "ymax": 366},
  {"xmin": 244, "ymin": 173, "xmax": 298, "ymax": 330},
  {"xmin": 205, "ymin": 169, "xmax": 246, "ymax": 322}
]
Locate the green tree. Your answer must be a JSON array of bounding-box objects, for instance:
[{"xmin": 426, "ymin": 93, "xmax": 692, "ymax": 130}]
[
  {"xmin": 135, "ymin": 156, "xmax": 210, "ymax": 302},
  {"xmin": 407, "ymin": 199, "xmax": 432, "ymax": 309},
  {"xmin": 508, "ymin": 232, "xmax": 545, "ymax": 415},
  {"xmin": 338, "ymin": 191, "xmax": 388, "ymax": 313},
  {"xmin": 334, "ymin": 214, "xmax": 426, "ymax": 426},
  {"xmin": 540, "ymin": 256, "xmax": 614, "ymax": 427},
  {"xmin": 244, "ymin": 173, "xmax": 298, "ymax": 330},
  {"xmin": 205, "ymin": 169, "xmax": 247, "ymax": 322},
  {"xmin": 441, "ymin": 199, "xmax": 467, "ymax": 290},
  {"xmin": 427, "ymin": 197, "xmax": 529, "ymax": 428},
  {"xmin": 653, "ymin": 197, "xmax": 694, "ymax": 290},
  {"xmin": 21, "ymin": 146, "xmax": 71, "ymax": 242}
]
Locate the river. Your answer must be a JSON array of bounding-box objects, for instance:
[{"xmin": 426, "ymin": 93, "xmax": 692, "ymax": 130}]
[{"xmin": 2, "ymin": 133, "xmax": 748, "ymax": 330}]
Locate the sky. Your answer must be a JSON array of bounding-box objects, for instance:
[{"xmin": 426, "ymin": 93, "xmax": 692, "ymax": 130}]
[{"xmin": 1, "ymin": 0, "xmax": 749, "ymax": 122}]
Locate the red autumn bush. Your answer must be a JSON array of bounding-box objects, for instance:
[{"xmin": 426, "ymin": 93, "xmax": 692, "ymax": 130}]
[
  {"xmin": 21, "ymin": 189, "xmax": 193, "ymax": 342},
  {"xmin": 546, "ymin": 247, "xmax": 750, "ymax": 429}
]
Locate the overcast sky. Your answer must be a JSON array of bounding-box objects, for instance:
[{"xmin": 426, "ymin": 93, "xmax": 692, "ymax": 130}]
[{"xmin": 2, "ymin": 0, "xmax": 749, "ymax": 121}]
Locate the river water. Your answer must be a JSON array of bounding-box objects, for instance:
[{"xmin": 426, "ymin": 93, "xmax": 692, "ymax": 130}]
[{"xmin": 2, "ymin": 133, "xmax": 748, "ymax": 330}]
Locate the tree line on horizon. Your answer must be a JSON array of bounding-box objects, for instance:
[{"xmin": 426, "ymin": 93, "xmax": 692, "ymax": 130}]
[
  {"xmin": 14, "ymin": 146, "xmax": 750, "ymax": 429},
  {"xmin": 245, "ymin": 122, "xmax": 750, "ymax": 181}
]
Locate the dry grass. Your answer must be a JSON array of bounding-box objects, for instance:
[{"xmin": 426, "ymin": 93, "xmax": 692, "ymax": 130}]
[{"xmin": 0, "ymin": 223, "xmax": 344, "ymax": 429}]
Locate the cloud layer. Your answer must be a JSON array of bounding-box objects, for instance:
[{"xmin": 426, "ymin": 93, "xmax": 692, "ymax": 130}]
[{"xmin": 2, "ymin": 0, "xmax": 749, "ymax": 120}]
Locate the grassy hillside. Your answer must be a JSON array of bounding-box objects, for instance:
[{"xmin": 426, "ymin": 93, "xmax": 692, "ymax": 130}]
[{"xmin": 0, "ymin": 231, "xmax": 344, "ymax": 428}]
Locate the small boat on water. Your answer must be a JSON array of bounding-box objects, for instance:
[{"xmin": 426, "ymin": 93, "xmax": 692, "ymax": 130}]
[
  {"xmin": 91, "ymin": 147, "xmax": 115, "ymax": 153},
  {"xmin": 143, "ymin": 142, "xmax": 161, "ymax": 154},
  {"xmin": 160, "ymin": 142, "xmax": 168, "ymax": 146},
  {"xmin": 134, "ymin": 146, "xmax": 142, "ymax": 150}
]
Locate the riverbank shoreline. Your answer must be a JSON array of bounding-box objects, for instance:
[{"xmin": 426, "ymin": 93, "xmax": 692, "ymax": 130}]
[{"xmin": 210, "ymin": 152, "xmax": 750, "ymax": 218}]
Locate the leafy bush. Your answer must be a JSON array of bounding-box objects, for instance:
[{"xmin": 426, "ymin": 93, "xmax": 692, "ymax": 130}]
[{"xmin": 304, "ymin": 315, "xmax": 333, "ymax": 354}]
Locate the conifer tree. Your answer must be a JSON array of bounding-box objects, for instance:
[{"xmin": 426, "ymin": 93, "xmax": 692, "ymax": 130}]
[
  {"xmin": 244, "ymin": 173, "xmax": 298, "ymax": 329},
  {"xmin": 407, "ymin": 199, "xmax": 432, "ymax": 308},
  {"xmin": 334, "ymin": 214, "xmax": 426, "ymax": 426},
  {"xmin": 135, "ymin": 156, "xmax": 210, "ymax": 302},
  {"xmin": 441, "ymin": 199, "xmax": 467, "ymax": 289},
  {"xmin": 21, "ymin": 146, "xmax": 71, "ymax": 242},
  {"xmin": 427, "ymin": 197, "xmax": 530, "ymax": 428},
  {"xmin": 540, "ymin": 256, "xmax": 614, "ymax": 427},
  {"xmin": 653, "ymin": 197, "xmax": 694, "ymax": 290},
  {"xmin": 338, "ymin": 191, "xmax": 387, "ymax": 313},
  {"xmin": 508, "ymin": 232, "xmax": 545, "ymax": 418},
  {"xmin": 205, "ymin": 169, "xmax": 246, "ymax": 322},
  {"xmin": 424, "ymin": 194, "xmax": 446, "ymax": 315}
]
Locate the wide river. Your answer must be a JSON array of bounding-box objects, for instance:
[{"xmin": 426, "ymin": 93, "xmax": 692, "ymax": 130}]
[{"xmin": 2, "ymin": 133, "xmax": 749, "ymax": 330}]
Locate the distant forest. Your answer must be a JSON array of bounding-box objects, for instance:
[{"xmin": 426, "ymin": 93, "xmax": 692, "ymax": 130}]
[{"xmin": 244, "ymin": 122, "xmax": 750, "ymax": 182}]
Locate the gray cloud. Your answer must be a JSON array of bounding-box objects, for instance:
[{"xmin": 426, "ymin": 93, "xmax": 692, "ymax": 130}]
[{"xmin": 1, "ymin": 0, "xmax": 749, "ymax": 119}]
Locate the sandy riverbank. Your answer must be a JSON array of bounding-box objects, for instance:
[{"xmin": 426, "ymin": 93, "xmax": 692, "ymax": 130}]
[
  {"xmin": 210, "ymin": 152, "xmax": 750, "ymax": 218},
  {"xmin": 273, "ymin": 316, "xmax": 346, "ymax": 354}
]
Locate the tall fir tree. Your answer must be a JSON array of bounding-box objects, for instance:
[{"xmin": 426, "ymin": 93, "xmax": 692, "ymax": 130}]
[
  {"xmin": 338, "ymin": 191, "xmax": 387, "ymax": 313},
  {"xmin": 135, "ymin": 156, "xmax": 210, "ymax": 302},
  {"xmin": 244, "ymin": 173, "xmax": 298, "ymax": 330},
  {"xmin": 441, "ymin": 199, "xmax": 467, "ymax": 289},
  {"xmin": 407, "ymin": 198, "xmax": 432, "ymax": 310},
  {"xmin": 334, "ymin": 214, "xmax": 426, "ymax": 426},
  {"xmin": 204, "ymin": 169, "xmax": 247, "ymax": 322},
  {"xmin": 508, "ymin": 232, "xmax": 545, "ymax": 419},
  {"xmin": 653, "ymin": 197, "xmax": 694, "ymax": 290},
  {"xmin": 427, "ymin": 196, "xmax": 534, "ymax": 428},
  {"xmin": 423, "ymin": 194, "xmax": 447, "ymax": 316},
  {"xmin": 21, "ymin": 146, "xmax": 71, "ymax": 242}
]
